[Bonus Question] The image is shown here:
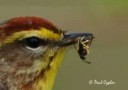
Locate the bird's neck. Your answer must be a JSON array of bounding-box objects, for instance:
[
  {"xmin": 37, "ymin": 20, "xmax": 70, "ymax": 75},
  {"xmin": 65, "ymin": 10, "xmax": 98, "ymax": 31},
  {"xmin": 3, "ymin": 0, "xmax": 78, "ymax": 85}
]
[{"xmin": 33, "ymin": 48, "xmax": 65, "ymax": 90}]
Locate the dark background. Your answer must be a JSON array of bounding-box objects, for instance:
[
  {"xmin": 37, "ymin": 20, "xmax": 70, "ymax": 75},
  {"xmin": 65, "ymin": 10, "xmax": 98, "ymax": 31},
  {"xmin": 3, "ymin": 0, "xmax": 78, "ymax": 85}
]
[{"xmin": 0, "ymin": 0, "xmax": 128, "ymax": 90}]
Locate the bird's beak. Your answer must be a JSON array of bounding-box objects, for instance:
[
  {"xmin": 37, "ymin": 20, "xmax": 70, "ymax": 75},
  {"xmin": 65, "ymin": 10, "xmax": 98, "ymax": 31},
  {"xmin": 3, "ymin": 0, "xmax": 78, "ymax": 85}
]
[{"xmin": 58, "ymin": 32, "xmax": 94, "ymax": 47}]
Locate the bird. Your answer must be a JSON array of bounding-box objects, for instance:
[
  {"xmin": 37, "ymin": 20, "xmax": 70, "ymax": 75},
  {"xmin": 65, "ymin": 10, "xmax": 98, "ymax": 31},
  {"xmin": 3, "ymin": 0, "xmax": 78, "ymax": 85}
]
[{"xmin": 0, "ymin": 16, "xmax": 94, "ymax": 90}]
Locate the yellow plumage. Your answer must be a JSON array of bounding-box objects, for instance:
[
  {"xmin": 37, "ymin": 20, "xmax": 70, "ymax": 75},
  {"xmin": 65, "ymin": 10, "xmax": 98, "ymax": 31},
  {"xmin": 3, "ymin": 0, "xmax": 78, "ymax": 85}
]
[
  {"xmin": 4, "ymin": 28, "xmax": 62, "ymax": 44},
  {"xmin": 34, "ymin": 48, "xmax": 65, "ymax": 90}
]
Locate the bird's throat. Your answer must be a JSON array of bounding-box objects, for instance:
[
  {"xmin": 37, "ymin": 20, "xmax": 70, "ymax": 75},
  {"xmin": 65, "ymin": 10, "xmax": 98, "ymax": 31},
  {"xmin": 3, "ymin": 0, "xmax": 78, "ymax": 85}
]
[{"xmin": 23, "ymin": 48, "xmax": 65, "ymax": 90}]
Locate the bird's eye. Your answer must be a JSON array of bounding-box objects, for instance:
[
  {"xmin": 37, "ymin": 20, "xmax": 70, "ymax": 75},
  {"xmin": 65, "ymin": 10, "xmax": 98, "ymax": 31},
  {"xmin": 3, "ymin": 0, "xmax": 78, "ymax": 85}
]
[
  {"xmin": 25, "ymin": 37, "xmax": 41, "ymax": 48},
  {"xmin": 24, "ymin": 37, "xmax": 47, "ymax": 49}
]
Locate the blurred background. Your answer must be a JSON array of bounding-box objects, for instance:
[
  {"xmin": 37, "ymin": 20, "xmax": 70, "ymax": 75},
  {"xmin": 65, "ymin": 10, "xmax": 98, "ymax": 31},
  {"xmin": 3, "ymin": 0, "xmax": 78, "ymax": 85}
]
[{"xmin": 0, "ymin": 0, "xmax": 128, "ymax": 90}]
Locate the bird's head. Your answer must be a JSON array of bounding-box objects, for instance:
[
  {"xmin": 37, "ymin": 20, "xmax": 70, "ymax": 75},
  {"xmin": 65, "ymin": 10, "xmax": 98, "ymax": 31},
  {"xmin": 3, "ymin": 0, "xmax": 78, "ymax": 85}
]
[
  {"xmin": 0, "ymin": 16, "xmax": 94, "ymax": 90},
  {"xmin": 0, "ymin": 16, "xmax": 63, "ymax": 75}
]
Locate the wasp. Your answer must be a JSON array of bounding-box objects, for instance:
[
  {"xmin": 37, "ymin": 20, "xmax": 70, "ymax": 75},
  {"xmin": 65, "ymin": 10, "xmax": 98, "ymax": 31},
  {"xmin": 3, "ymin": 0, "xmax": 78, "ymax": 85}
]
[
  {"xmin": 77, "ymin": 35, "xmax": 93, "ymax": 64},
  {"xmin": 58, "ymin": 32, "xmax": 94, "ymax": 63}
]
